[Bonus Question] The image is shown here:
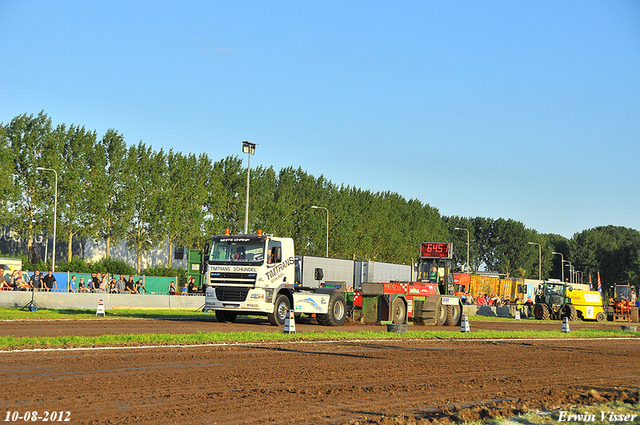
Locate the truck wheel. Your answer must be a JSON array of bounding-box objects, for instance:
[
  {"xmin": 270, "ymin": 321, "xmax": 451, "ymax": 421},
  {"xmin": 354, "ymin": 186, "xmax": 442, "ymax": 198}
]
[
  {"xmin": 596, "ymin": 311, "xmax": 606, "ymax": 323},
  {"xmin": 317, "ymin": 292, "xmax": 347, "ymax": 326},
  {"xmin": 267, "ymin": 294, "xmax": 290, "ymax": 326},
  {"xmin": 215, "ymin": 310, "xmax": 237, "ymax": 323},
  {"xmin": 445, "ymin": 303, "xmax": 462, "ymax": 326},
  {"xmin": 391, "ymin": 297, "xmax": 407, "ymax": 324},
  {"xmin": 435, "ymin": 300, "xmax": 447, "ymax": 326}
]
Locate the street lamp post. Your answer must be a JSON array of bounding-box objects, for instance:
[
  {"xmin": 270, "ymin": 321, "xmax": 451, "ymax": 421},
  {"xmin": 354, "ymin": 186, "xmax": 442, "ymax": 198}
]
[
  {"xmin": 552, "ymin": 252, "xmax": 564, "ymax": 283},
  {"xmin": 454, "ymin": 227, "xmax": 469, "ymax": 272},
  {"xmin": 242, "ymin": 141, "xmax": 257, "ymax": 234},
  {"xmin": 528, "ymin": 242, "xmax": 542, "ymax": 280},
  {"xmin": 311, "ymin": 206, "xmax": 329, "ymax": 257},
  {"xmin": 36, "ymin": 167, "xmax": 58, "ymax": 272},
  {"xmin": 564, "ymin": 261, "xmax": 572, "ymax": 284}
]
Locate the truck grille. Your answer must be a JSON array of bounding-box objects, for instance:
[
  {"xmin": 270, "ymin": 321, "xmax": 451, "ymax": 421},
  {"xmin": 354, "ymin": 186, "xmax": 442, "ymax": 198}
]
[
  {"xmin": 216, "ymin": 287, "xmax": 249, "ymax": 302},
  {"xmin": 209, "ymin": 271, "xmax": 257, "ymax": 285}
]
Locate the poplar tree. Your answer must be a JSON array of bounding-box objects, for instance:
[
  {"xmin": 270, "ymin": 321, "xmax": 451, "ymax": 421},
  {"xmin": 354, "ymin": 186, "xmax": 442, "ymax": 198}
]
[
  {"xmin": 95, "ymin": 129, "xmax": 132, "ymax": 258},
  {"xmin": 55, "ymin": 123, "xmax": 99, "ymax": 261},
  {"xmin": 4, "ymin": 111, "xmax": 55, "ymax": 258}
]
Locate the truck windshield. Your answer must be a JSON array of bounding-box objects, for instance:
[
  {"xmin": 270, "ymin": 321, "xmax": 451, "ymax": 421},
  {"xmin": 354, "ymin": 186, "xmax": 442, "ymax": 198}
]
[{"xmin": 209, "ymin": 238, "xmax": 265, "ymax": 264}]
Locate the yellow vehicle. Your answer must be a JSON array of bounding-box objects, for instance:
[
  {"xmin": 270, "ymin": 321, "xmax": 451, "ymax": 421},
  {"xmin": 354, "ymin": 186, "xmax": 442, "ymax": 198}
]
[{"xmin": 567, "ymin": 290, "xmax": 606, "ymax": 322}]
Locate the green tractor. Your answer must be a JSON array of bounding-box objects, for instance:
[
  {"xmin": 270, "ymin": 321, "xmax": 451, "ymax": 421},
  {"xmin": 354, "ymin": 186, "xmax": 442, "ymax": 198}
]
[{"xmin": 533, "ymin": 281, "xmax": 578, "ymax": 321}]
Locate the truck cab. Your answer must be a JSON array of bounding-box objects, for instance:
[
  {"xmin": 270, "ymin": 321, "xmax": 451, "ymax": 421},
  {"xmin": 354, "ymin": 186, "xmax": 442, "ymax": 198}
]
[{"xmin": 203, "ymin": 231, "xmax": 346, "ymax": 326}]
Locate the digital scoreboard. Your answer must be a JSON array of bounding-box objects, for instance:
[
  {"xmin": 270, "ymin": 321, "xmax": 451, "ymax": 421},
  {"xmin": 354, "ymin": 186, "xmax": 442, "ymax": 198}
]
[{"xmin": 419, "ymin": 242, "xmax": 453, "ymax": 259}]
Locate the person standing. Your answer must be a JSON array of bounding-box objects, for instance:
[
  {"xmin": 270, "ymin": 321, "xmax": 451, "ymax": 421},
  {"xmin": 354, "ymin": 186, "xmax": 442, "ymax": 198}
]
[
  {"xmin": 169, "ymin": 281, "xmax": 176, "ymax": 295},
  {"xmin": 99, "ymin": 273, "xmax": 108, "ymax": 293},
  {"xmin": 125, "ymin": 277, "xmax": 136, "ymax": 294},
  {"xmin": 116, "ymin": 275, "xmax": 126, "ymax": 293},
  {"xmin": 42, "ymin": 270, "xmax": 56, "ymax": 291},
  {"xmin": 126, "ymin": 276, "xmax": 136, "ymax": 294},
  {"xmin": 516, "ymin": 297, "xmax": 523, "ymax": 317},
  {"xmin": 69, "ymin": 275, "xmax": 77, "ymax": 293},
  {"xmin": 29, "ymin": 269, "xmax": 42, "ymax": 291},
  {"xmin": 135, "ymin": 278, "xmax": 146, "ymax": 294}
]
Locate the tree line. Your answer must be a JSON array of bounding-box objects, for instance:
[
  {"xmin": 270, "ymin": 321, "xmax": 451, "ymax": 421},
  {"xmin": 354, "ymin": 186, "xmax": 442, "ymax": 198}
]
[{"xmin": 1, "ymin": 111, "xmax": 638, "ymax": 293}]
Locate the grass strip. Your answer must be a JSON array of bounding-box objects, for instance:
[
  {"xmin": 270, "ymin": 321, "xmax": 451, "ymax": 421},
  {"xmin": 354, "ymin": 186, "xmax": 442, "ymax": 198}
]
[
  {"xmin": 0, "ymin": 307, "xmax": 608, "ymax": 323},
  {"xmin": 0, "ymin": 307, "xmax": 207, "ymax": 320},
  {"xmin": 0, "ymin": 328, "xmax": 637, "ymax": 351}
]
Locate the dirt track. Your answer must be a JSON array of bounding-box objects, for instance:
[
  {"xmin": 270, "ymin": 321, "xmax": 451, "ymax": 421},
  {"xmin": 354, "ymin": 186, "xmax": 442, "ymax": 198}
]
[{"xmin": 1, "ymin": 318, "xmax": 639, "ymax": 424}]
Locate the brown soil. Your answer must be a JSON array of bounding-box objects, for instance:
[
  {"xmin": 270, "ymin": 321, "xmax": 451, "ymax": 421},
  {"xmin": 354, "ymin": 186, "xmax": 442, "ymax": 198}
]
[{"xmin": 0, "ymin": 317, "xmax": 638, "ymax": 424}]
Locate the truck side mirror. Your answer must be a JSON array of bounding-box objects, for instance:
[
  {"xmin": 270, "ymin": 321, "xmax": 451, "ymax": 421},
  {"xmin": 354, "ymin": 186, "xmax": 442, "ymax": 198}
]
[
  {"xmin": 203, "ymin": 243, "xmax": 210, "ymax": 262},
  {"xmin": 314, "ymin": 268, "xmax": 324, "ymax": 281}
]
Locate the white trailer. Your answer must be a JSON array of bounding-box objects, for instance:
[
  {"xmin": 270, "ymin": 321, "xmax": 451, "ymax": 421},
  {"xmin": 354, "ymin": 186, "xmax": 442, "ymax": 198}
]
[{"xmin": 355, "ymin": 260, "xmax": 412, "ymax": 288}]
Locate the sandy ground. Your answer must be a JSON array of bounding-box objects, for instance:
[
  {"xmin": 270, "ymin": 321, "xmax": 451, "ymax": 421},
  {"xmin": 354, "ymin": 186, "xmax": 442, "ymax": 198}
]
[{"xmin": 0, "ymin": 317, "xmax": 638, "ymax": 424}]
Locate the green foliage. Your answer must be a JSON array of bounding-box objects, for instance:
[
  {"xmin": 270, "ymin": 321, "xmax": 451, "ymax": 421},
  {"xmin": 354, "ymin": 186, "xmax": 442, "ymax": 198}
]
[
  {"xmin": 571, "ymin": 226, "xmax": 640, "ymax": 293},
  {"xmin": 2, "ymin": 112, "xmax": 640, "ymax": 288},
  {"xmin": 144, "ymin": 266, "xmax": 187, "ymax": 284},
  {"xmin": 56, "ymin": 257, "xmax": 94, "ymax": 273},
  {"xmin": 93, "ymin": 257, "xmax": 136, "ymax": 275}
]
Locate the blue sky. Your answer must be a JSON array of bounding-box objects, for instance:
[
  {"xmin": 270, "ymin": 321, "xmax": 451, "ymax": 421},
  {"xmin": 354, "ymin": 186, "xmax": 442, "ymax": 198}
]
[{"xmin": 2, "ymin": 0, "xmax": 639, "ymax": 238}]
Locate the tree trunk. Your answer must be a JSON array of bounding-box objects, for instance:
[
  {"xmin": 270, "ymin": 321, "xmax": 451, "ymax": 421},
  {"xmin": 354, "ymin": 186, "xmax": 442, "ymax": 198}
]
[
  {"xmin": 167, "ymin": 239, "xmax": 173, "ymax": 268},
  {"xmin": 67, "ymin": 228, "xmax": 74, "ymax": 262},
  {"xmin": 136, "ymin": 240, "xmax": 142, "ymax": 274},
  {"xmin": 105, "ymin": 216, "xmax": 112, "ymax": 259}
]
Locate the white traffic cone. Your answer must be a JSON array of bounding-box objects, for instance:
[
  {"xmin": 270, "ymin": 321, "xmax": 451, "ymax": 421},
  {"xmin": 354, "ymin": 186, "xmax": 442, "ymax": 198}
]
[
  {"xmin": 283, "ymin": 310, "xmax": 296, "ymax": 334},
  {"xmin": 561, "ymin": 317, "xmax": 570, "ymax": 333},
  {"xmin": 96, "ymin": 299, "xmax": 105, "ymax": 317},
  {"xmin": 460, "ymin": 314, "xmax": 470, "ymax": 333}
]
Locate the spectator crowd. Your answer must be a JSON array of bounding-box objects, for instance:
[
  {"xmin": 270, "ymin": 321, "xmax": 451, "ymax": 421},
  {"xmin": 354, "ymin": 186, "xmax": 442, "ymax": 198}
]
[{"xmin": 0, "ymin": 266, "xmax": 147, "ymax": 294}]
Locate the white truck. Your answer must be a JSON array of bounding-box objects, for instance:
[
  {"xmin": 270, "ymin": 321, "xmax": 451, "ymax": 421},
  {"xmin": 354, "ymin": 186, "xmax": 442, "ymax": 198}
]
[{"xmin": 202, "ymin": 231, "xmax": 411, "ymax": 326}]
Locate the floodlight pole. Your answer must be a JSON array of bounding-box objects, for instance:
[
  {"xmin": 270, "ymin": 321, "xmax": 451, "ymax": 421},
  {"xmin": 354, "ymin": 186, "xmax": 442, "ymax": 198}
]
[
  {"xmin": 552, "ymin": 252, "xmax": 564, "ymax": 283},
  {"xmin": 454, "ymin": 227, "xmax": 469, "ymax": 272},
  {"xmin": 242, "ymin": 141, "xmax": 257, "ymax": 234},
  {"xmin": 36, "ymin": 167, "xmax": 57, "ymax": 272},
  {"xmin": 564, "ymin": 261, "xmax": 573, "ymax": 284}
]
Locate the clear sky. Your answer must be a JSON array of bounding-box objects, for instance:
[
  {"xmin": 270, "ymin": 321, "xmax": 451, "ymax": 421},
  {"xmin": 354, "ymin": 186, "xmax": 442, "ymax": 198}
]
[{"xmin": 2, "ymin": 0, "xmax": 639, "ymax": 239}]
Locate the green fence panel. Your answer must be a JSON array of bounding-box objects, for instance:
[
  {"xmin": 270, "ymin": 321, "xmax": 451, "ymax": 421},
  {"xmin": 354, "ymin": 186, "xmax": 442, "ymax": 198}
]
[{"xmin": 143, "ymin": 276, "xmax": 178, "ymax": 295}]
